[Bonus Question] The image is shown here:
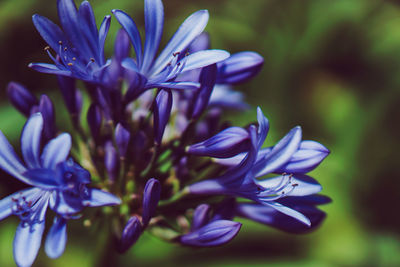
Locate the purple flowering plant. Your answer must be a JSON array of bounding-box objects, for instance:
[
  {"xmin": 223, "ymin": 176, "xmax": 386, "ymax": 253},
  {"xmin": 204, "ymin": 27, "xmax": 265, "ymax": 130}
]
[{"xmin": 1, "ymin": 0, "xmax": 330, "ymax": 266}]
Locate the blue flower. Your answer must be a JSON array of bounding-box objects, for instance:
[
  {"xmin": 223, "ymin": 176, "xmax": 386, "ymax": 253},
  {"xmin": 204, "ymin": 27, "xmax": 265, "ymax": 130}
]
[
  {"xmin": 188, "ymin": 107, "xmax": 329, "ymax": 227},
  {"xmin": 0, "ymin": 113, "xmax": 120, "ymax": 267},
  {"xmin": 112, "ymin": 0, "xmax": 230, "ymax": 92},
  {"xmin": 29, "ymin": 0, "xmax": 111, "ymax": 83}
]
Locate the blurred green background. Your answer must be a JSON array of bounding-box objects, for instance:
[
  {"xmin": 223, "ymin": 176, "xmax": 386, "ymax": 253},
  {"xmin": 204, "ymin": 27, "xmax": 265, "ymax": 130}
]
[{"xmin": 0, "ymin": 0, "xmax": 400, "ymax": 266}]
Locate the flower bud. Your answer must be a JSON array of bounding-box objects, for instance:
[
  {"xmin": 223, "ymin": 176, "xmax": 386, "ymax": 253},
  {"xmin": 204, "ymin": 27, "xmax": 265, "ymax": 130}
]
[
  {"xmin": 142, "ymin": 178, "xmax": 161, "ymax": 226},
  {"xmin": 180, "ymin": 220, "xmax": 241, "ymax": 247},
  {"xmin": 118, "ymin": 216, "xmax": 142, "ymax": 253},
  {"xmin": 7, "ymin": 82, "xmax": 38, "ymax": 117}
]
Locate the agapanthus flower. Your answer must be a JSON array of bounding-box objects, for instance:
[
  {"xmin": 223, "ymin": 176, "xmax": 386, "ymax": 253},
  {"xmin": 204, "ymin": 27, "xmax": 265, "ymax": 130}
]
[
  {"xmin": 188, "ymin": 107, "xmax": 329, "ymax": 226},
  {"xmin": 0, "ymin": 113, "xmax": 120, "ymax": 267},
  {"xmin": 112, "ymin": 0, "xmax": 230, "ymax": 93},
  {"xmin": 29, "ymin": 0, "xmax": 111, "ymax": 83}
]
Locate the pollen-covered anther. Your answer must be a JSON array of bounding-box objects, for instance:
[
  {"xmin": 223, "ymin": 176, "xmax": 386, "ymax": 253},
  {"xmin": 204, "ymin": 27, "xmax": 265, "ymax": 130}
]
[
  {"xmin": 44, "ymin": 46, "xmax": 50, "ymax": 51},
  {"xmin": 173, "ymin": 51, "xmax": 181, "ymax": 57},
  {"xmin": 67, "ymin": 63, "xmax": 73, "ymax": 66},
  {"xmin": 58, "ymin": 40, "xmax": 63, "ymax": 45},
  {"xmin": 72, "ymin": 57, "xmax": 76, "ymax": 61}
]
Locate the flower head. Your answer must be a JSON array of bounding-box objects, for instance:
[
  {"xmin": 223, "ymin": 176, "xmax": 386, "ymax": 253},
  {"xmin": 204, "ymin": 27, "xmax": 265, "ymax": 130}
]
[
  {"xmin": 0, "ymin": 113, "xmax": 120, "ymax": 266},
  {"xmin": 112, "ymin": 0, "xmax": 230, "ymax": 93},
  {"xmin": 29, "ymin": 0, "xmax": 111, "ymax": 83}
]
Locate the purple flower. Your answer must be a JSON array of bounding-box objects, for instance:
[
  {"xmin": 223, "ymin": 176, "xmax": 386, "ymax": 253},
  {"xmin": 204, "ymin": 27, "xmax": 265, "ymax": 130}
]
[
  {"xmin": 189, "ymin": 107, "xmax": 329, "ymax": 226},
  {"xmin": 118, "ymin": 216, "xmax": 142, "ymax": 253},
  {"xmin": 0, "ymin": 113, "xmax": 120, "ymax": 266},
  {"xmin": 29, "ymin": 0, "xmax": 111, "ymax": 83},
  {"xmin": 112, "ymin": 0, "xmax": 230, "ymax": 93}
]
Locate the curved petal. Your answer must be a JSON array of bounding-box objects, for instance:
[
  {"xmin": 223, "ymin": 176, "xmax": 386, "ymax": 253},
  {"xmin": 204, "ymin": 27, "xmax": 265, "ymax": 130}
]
[
  {"xmin": 191, "ymin": 204, "xmax": 211, "ymax": 231},
  {"xmin": 13, "ymin": 215, "xmax": 47, "ymax": 267},
  {"xmin": 0, "ymin": 131, "xmax": 28, "ymax": 183},
  {"xmin": 45, "ymin": 217, "xmax": 67, "ymax": 259},
  {"xmin": 112, "ymin": 10, "xmax": 143, "ymax": 66},
  {"xmin": 188, "ymin": 126, "xmax": 249, "ymax": 158},
  {"xmin": 180, "ymin": 50, "xmax": 230, "ymax": 74},
  {"xmin": 151, "ymin": 10, "xmax": 209, "ymax": 76},
  {"xmin": 28, "ymin": 63, "xmax": 72, "ymax": 77},
  {"xmin": 141, "ymin": 0, "xmax": 164, "ymax": 73},
  {"xmin": 21, "ymin": 113, "xmax": 43, "ymax": 169},
  {"xmin": 41, "ymin": 133, "xmax": 71, "ymax": 169},
  {"xmin": 78, "ymin": 1, "xmax": 99, "ymax": 60},
  {"xmin": 216, "ymin": 51, "xmax": 264, "ymax": 85},
  {"xmin": 32, "ymin": 14, "xmax": 68, "ymax": 52},
  {"xmin": 147, "ymin": 81, "xmax": 200, "ymax": 90},
  {"xmin": 254, "ymin": 126, "xmax": 302, "ymax": 177},
  {"xmin": 98, "ymin": 15, "xmax": 111, "ymax": 65},
  {"xmin": 262, "ymin": 201, "xmax": 310, "ymax": 226},
  {"xmin": 82, "ymin": 188, "xmax": 121, "ymax": 207},
  {"xmin": 256, "ymin": 107, "xmax": 269, "ymax": 150},
  {"xmin": 277, "ymin": 141, "xmax": 330, "ymax": 174}
]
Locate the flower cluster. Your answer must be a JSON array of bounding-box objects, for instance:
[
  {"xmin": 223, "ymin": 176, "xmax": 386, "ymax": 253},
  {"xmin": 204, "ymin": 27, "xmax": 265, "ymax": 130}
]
[{"xmin": 1, "ymin": 0, "xmax": 330, "ymax": 266}]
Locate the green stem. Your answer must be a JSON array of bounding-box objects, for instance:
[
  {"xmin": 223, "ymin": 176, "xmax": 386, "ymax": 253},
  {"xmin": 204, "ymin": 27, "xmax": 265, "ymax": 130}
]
[{"xmin": 158, "ymin": 186, "xmax": 190, "ymax": 207}]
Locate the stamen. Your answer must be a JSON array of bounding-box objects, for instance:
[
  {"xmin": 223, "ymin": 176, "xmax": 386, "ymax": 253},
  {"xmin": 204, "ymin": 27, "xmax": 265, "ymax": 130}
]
[
  {"xmin": 44, "ymin": 46, "xmax": 50, "ymax": 51},
  {"xmin": 68, "ymin": 63, "xmax": 74, "ymax": 66}
]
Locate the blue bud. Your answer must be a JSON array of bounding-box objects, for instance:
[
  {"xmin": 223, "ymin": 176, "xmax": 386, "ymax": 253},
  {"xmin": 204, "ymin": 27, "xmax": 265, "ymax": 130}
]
[
  {"xmin": 118, "ymin": 216, "xmax": 142, "ymax": 253},
  {"xmin": 7, "ymin": 82, "xmax": 38, "ymax": 117},
  {"xmin": 104, "ymin": 141, "xmax": 119, "ymax": 182},
  {"xmin": 217, "ymin": 51, "xmax": 264, "ymax": 85},
  {"xmin": 115, "ymin": 123, "xmax": 131, "ymax": 158},
  {"xmin": 191, "ymin": 64, "xmax": 217, "ymax": 120},
  {"xmin": 191, "ymin": 204, "xmax": 210, "ymax": 231},
  {"xmin": 154, "ymin": 89, "xmax": 172, "ymax": 145},
  {"xmin": 180, "ymin": 220, "xmax": 241, "ymax": 247},
  {"xmin": 142, "ymin": 178, "xmax": 161, "ymax": 226},
  {"xmin": 87, "ymin": 104, "xmax": 103, "ymax": 143},
  {"xmin": 188, "ymin": 127, "xmax": 250, "ymax": 158},
  {"xmin": 38, "ymin": 95, "xmax": 56, "ymax": 140}
]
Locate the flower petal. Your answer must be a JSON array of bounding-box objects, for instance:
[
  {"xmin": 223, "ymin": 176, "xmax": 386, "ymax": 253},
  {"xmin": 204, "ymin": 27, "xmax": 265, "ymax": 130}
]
[
  {"xmin": 262, "ymin": 201, "xmax": 310, "ymax": 226},
  {"xmin": 112, "ymin": 10, "xmax": 143, "ymax": 66},
  {"xmin": 98, "ymin": 15, "xmax": 111, "ymax": 65},
  {"xmin": 216, "ymin": 51, "xmax": 264, "ymax": 85},
  {"xmin": 180, "ymin": 50, "xmax": 230, "ymax": 74},
  {"xmin": 21, "ymin": 113, "xmax": 43, "ymax": 169},
  {"xmin": 254, "ymin": 126, "xmax": 302, "ymax": 177},
  {"xmin": 40, "ymin": 133, "xmax": 71, "ymax": 170},
  {"xmin": 32, "ymin": 14, "xmax": 68, "ymax": 52},
  {"xmin": 0, "ymin": 131, "xmax": 28, "ymax": 184},
  {"xmin": 28, "ymin": 63, "xmax": 72, "ymax": 77},
  {"xmin": 141, "ymin": 0, "xmax": 164, "ymax": 73},
  {"xmin": 13, "ymin": 219, "xmax": 46, "ymax": 267},
  {"xmin": 82, "ymin": 188, "xmax": 121, "ymax": 207},
  {"xmin": 151, "ymin": 10, "xmax": 209, "ymax": 76},
  {"xmin": 256, "ymin": 107, "xmax": 269, "ymax": 150},
  {"xmin": 45, "ymin": 217, "xmax": 67, "ymax": 259}
]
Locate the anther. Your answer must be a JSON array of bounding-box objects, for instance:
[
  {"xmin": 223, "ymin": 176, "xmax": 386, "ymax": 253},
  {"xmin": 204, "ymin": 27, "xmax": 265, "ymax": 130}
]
[
  {"xmin": 64, "ymin": 47, "xmax": 67, "ymax": 51},
  {"xmin": 68, "ymin": 63, "xmax": 73, "ymax": 66},
  {"xmin": 72, "ymin": 57, "xmax": 76, "ymax": 61},
  {"xmin": 90, "ymin": 58, "xmax": 95, "ymax": 62},
  {"xmin": 173, "ymin": 52, "xmax": 180, "ymax": 57},
  {"xmin": 44, "ymin": 46, "xmax": 50, "ymax": 51},
  {"xmin": 58, "ymin": 41, "xmax": 63, "ymax": 45}
]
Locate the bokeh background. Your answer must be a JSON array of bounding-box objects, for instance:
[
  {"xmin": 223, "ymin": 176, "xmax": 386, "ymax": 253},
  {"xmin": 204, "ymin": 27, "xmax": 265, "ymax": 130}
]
[{"xmin": 0, "ymin": 0, "xmax": 400, "ymax": 266}]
